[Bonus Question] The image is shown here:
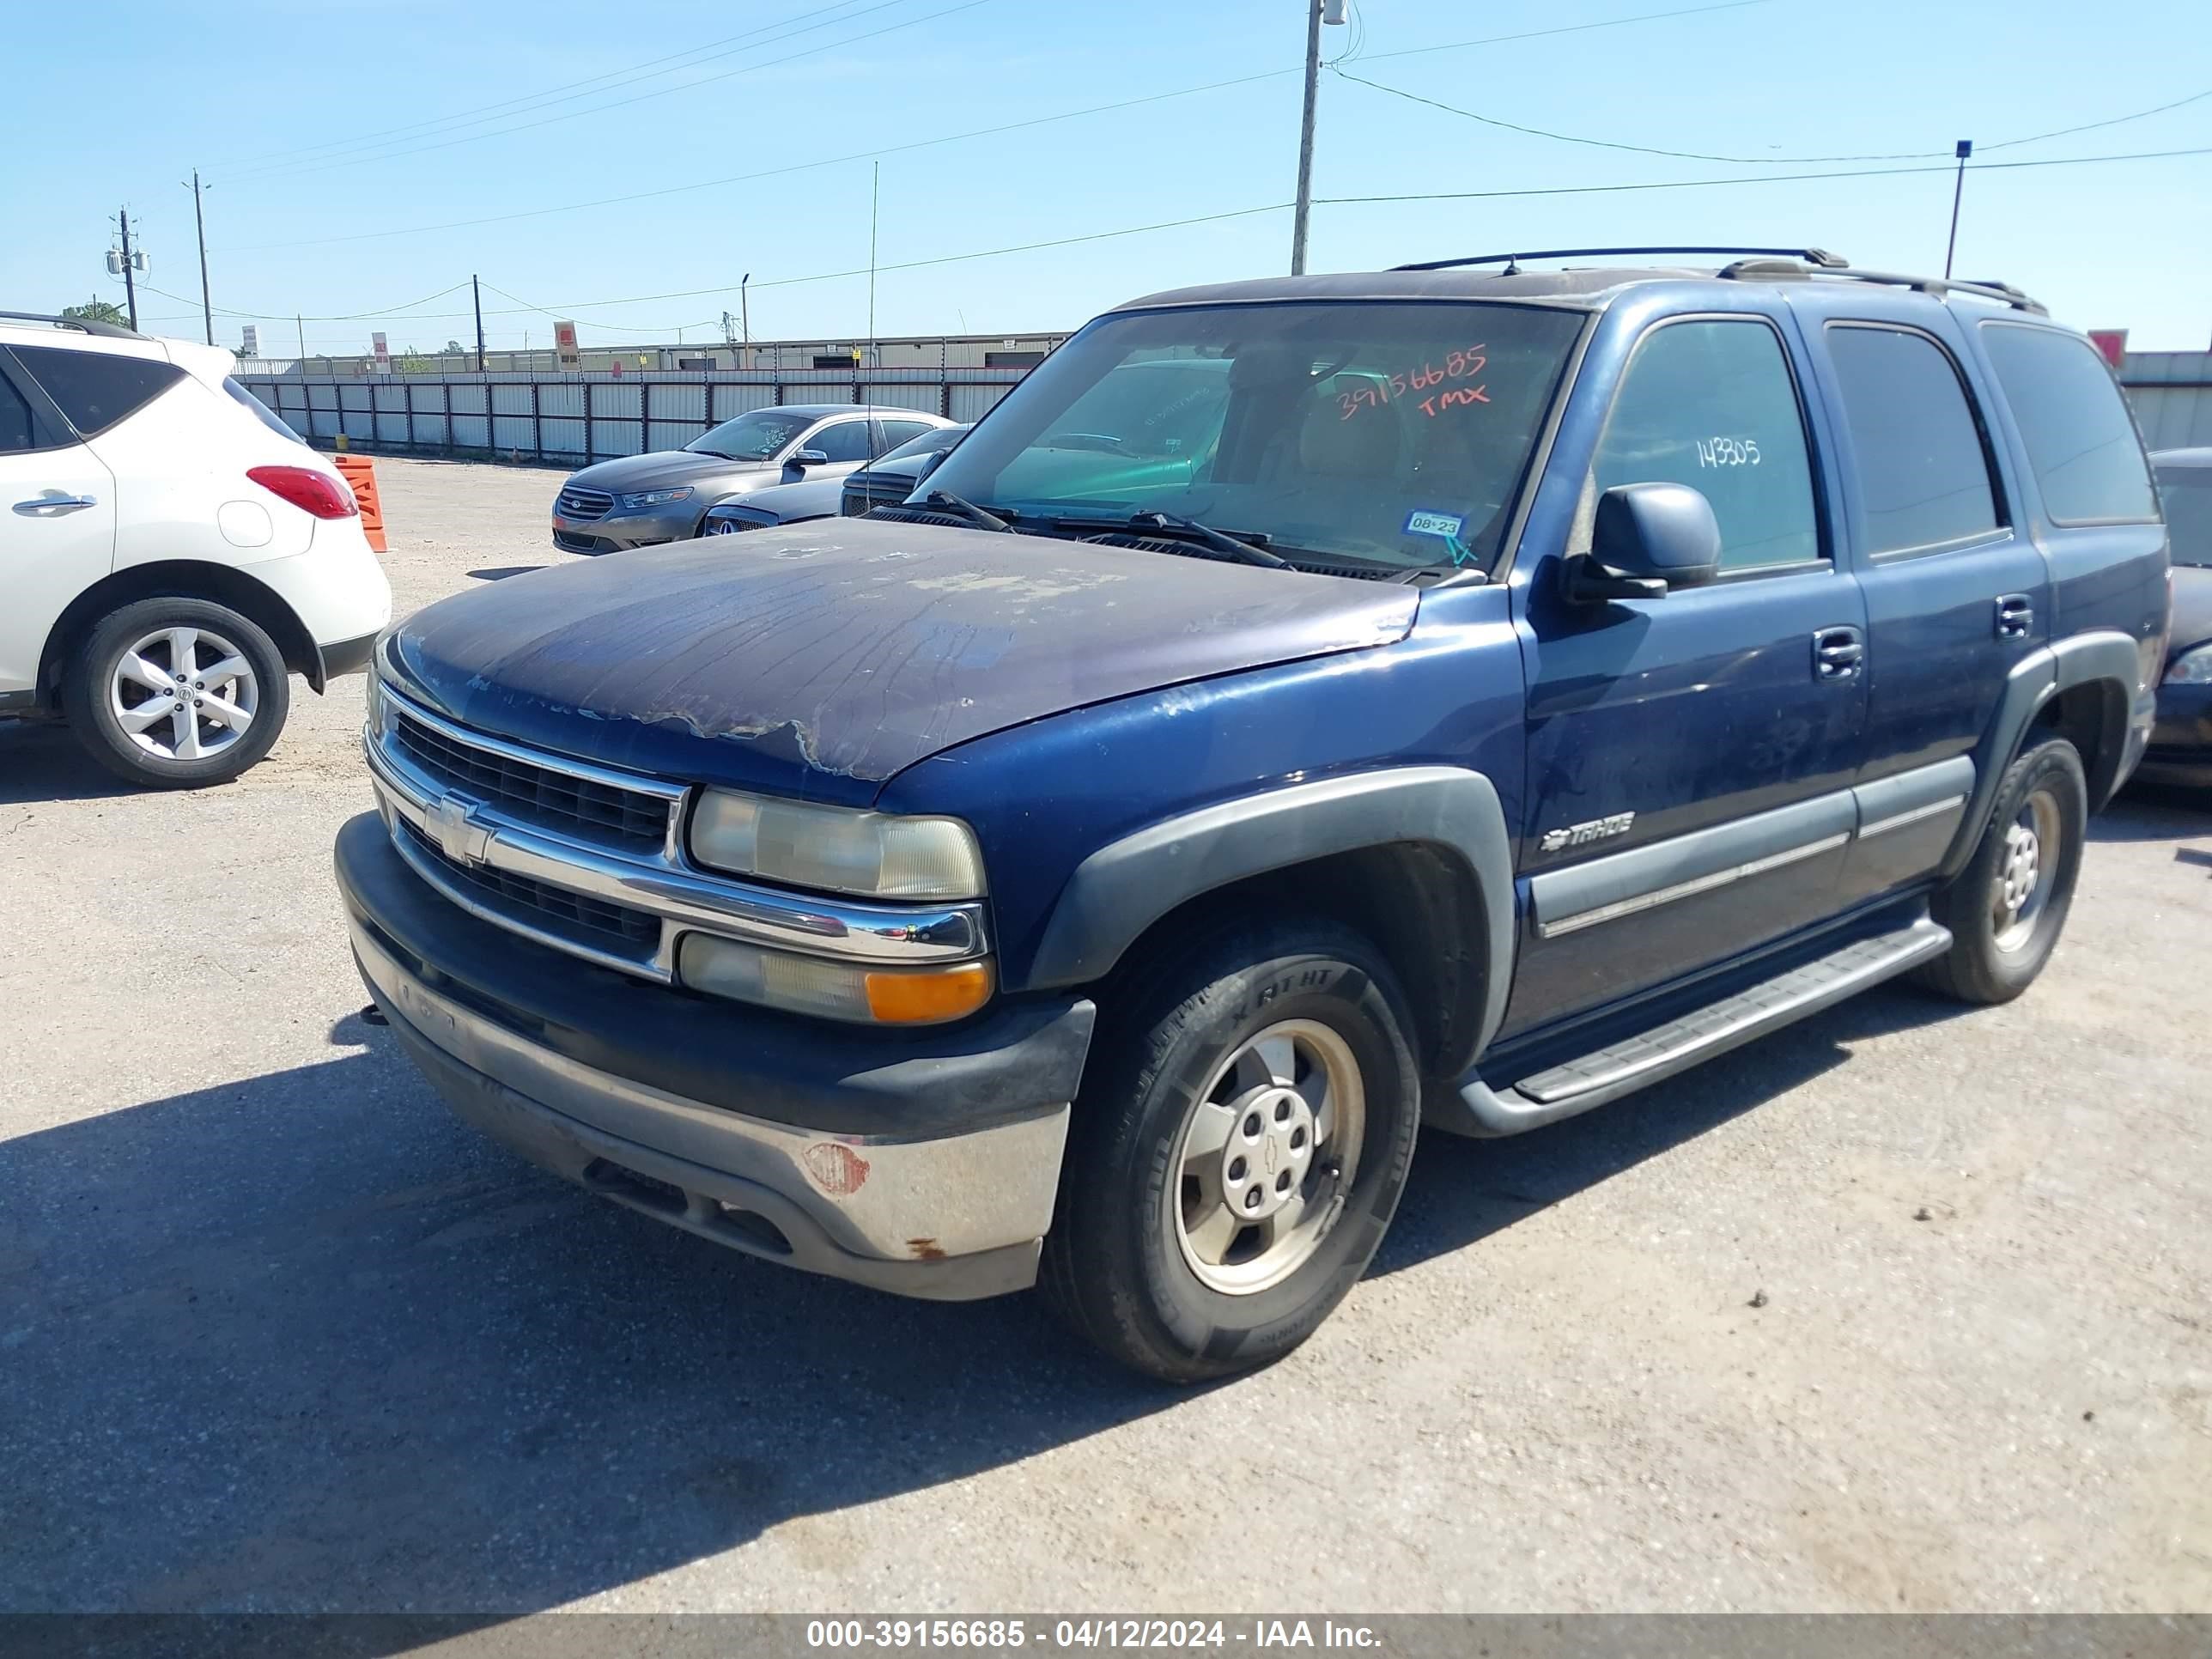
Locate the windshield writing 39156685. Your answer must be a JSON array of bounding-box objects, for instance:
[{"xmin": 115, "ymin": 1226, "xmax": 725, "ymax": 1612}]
[{"xmin": 1339, "ymin": 347, "xmax": 1489, "ymax": 421}]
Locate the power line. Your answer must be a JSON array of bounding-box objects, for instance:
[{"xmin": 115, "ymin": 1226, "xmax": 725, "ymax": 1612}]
[
  {"xmin": 1978, "ymin": 85, "xmax": 2212, "ymax": 150},
  {"xmin": 1318, "ymin": 143, "xmax": 2212, "ymax": 206},
  {"xmin": 204, "ymin": 0, "xmax": 894, "ymax": 174},
  {"xmin": 221, "ymin": 0, "xmax": 1771, "ymax": 252},
  {"xmin": 1332, "ymin": 67, "xmax": 1942, "ymax": 163},
  {"xmin": 1334, "ymin": 69, "xmax": 2212, "ymax": 167},
  {"xmin": 220, "ymin": 0, "xmax": 994, "ymax": 185}
]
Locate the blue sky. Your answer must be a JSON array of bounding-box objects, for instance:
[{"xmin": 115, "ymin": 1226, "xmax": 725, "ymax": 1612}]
[{"xmin": 5, "ymin": 0, "xmax": 2207, "ymax": 354}]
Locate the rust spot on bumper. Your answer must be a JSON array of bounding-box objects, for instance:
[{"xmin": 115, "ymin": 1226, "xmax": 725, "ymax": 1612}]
[
  {"xmin": 906, "ymin": 1237, "xmax": 947, "ymax": 1261},
  {"xmin": 802, "ymin": 1142, "xmax": 870, "ymax": 1197}
]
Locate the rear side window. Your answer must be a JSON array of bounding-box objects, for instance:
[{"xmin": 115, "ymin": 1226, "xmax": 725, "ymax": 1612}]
[
  {"xmin": 1980, "ymin": 325, "xmax": 2157, "ymax": 524},
  {"xmin": 224, "ymin": 376, "xmax": 305, "ymax": 444},
  {"xmin": 1593, "ymin": 318, "xmax": 1822, "ymax": 573},
  {"xmin": 12, "ymin": 345, "xmax": 185, "ymax": 438},
  {"xmin": 1825, "ymin": 325, "xmax": 2001, "ymax": 555}
]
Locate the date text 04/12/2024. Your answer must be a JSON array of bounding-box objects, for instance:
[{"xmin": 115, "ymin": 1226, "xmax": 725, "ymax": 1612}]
[{"xmin": 805, "ymin": 1620, "xmax": 1383, "ymax": 1650}]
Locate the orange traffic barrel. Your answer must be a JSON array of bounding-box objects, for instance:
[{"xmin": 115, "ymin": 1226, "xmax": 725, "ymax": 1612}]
[{"xmin": 333, "ymin": 453, "xmax": 386, "ymax": 552}]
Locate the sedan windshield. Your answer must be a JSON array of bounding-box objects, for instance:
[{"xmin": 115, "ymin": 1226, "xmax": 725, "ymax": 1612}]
[
  {"xmin": 2155, "ymin": 465, "xmax": 2212, "ymax": 568},
  {"xmin": 686, "ymin": 410, "xmax": 813, "ymax": 462},
  {"xmin": 923, "ymin": 301, "xmax": 1585, "ymax": 571},
  {"xmin": 873, "ymin": 423, "xmax": 968, "ymax": 465}
]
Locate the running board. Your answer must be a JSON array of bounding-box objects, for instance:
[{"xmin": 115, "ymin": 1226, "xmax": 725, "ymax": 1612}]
[{"xmin": 1437, "ymin": 918, "xmax": 1953, "ymax": 1137}]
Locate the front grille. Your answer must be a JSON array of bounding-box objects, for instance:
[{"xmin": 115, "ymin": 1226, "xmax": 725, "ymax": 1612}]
[
  {"xmin": 842, "ymin": 477, "xmax": 915, "ymax": 516},
  {"xmin": 556, "ymin": 485, "xmax": 614, "ymax": 522},
  {"xmin": 553, "ymin": 531, "xmax": 609, "ymax": 554},
  {"xmin": 392, "ymin": 709, "xmax": 672, "ymax": 854},
  {"xmin": 398, "ymin": 818, "xmax": 660, "ymax": 954}
]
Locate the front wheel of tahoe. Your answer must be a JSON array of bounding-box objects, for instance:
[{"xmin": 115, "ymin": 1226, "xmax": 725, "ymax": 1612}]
[{"xmin": 1041, "ymin": 921, "xmax": 1421, "ymax": 1382}]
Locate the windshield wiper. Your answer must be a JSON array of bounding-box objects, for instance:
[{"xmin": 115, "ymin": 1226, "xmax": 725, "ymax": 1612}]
[
  {"xmin": 1118, "ymin": 511, "xmax": 1288, "ymax": 568},
  {"xmin": 920, "ymin": 489, "xmax": 1013, "ymax": 532}
]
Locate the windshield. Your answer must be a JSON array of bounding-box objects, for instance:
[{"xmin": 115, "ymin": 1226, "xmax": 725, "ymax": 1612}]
[
  {"xmin": 872, "ymin": 423, "xmax": 968, "ymax": 466},
  {"xmin": 2156, "ymin": 465, "xmax": 2212, "ymax": 568},
  {"xmin": 924, "ymin": 301, "xmax": 1584, "ymax": 570},
  {"xmin": 685, "ymin": 409, "xmax": 813, "ymax": 461}
]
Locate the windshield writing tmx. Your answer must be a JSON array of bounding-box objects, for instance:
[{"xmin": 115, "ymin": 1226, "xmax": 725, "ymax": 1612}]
[{"xmin": 923, "ymin": 302, "xmax": 1582, "ymax": 571}]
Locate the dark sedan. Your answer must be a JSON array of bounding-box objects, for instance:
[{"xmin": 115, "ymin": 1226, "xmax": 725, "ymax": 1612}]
[{"xmin": 2139, "ymin": 447, "xmax": 2212, "ymax": 787}]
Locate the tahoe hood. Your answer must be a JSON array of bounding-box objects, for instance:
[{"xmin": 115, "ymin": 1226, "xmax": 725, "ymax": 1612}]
[{"xmin": 386, "ymin": 521, "xmax": 1417, "ymax": 804}]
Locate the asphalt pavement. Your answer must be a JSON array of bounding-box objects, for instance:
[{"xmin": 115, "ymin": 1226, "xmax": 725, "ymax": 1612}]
[{"xmin": 3, "ymin": 457, "xmax": 2208, "ymax": 1616}]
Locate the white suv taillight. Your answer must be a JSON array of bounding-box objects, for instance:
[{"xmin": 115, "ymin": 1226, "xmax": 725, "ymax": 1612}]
[{"xmin": 247, "ymin": 465, "xmax": 358, "ymax": 519}]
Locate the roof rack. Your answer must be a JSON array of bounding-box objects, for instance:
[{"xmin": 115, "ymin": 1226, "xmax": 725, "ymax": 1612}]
[
  {"xmin": 0, "ymin": 310, "xmax": 145, "ymax": 340},
  {"xmin": 1714, "ymin": 258, "xmax": 2046, "ymax": 314},
  {"xmin": 1392, "ymin": 246, "xmax": 1850, "ymax": 274}
]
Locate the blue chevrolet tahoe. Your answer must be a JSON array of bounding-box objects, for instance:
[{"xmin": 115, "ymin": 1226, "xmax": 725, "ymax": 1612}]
[{"xmin": 337, "ymin": 248, "xmax": 2171, "ymax": 1380}]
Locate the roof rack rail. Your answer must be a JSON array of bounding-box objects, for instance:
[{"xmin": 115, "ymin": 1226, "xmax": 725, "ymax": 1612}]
[
  {"xmin": 0, "ymin": 309, "xmax": 145, "ymax": 340},
  {"xmin": 1713, "ymin": 258, "xmax": 2045, "ymax": 314},
  {"xmin": 1391, "ymin": 246, "xmax": 1850, "ymax": 275}
]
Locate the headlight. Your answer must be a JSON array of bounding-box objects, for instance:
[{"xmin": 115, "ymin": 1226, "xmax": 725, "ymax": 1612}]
[
  {"xmin": 689, "ymin": 789, "xmax": 985, "ymax": 900},
  {"xmin": 678, "ymin": 934, "xmax": 994, "ymax": 1024},
  {"xmin": 617, "ymin": 486, "xmax": 693, "ymax": 511},
  {"xmin": 2165, "ymin": 643, "xmax": 2212, "ymax": 684}
]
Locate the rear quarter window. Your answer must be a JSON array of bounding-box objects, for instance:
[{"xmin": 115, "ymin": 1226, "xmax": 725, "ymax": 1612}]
[
  {"xmin": 11, "ymin": 344, "xmax": 186, "ymax": 439},
  {"xmin": 1979, "ymin": 324, "xmax": 2157, "ymax": 525}
]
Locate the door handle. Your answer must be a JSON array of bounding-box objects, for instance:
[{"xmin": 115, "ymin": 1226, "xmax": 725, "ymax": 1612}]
[
  {"xmin": 1995, "ymin": 593, "xmax": 2033, "ymax": 639},
  {"xmin": 1813, "ymin": 625, "xmax": 1864, "ymax": 681},
  {"xmin": 13, "ymin": 494, "xmax": 98, "ymax": 514}
]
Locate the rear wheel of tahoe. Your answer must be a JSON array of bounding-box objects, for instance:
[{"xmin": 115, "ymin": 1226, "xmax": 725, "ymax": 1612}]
[
  {"xmin": 62, "ymin": 598, "xmax": 289, "ymax": 789},
  {"xmin": 1040, "ymin": 921, "xmax": 1421, "ymax": 1382},
  {"xmin": 1917, "ymin": 737, "xmax": 2087, "ymax": 1004}
]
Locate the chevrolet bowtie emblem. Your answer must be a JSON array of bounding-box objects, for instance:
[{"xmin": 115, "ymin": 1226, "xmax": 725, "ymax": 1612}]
[{"xmin": 428, "ymin": 796, "xmax": 494, "ymax": 866}]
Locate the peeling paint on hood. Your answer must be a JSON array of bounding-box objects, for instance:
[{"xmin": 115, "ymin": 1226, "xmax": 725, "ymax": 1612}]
[{"xmin": 386, "ymin": 520, "xmax": 1418, "ymax": 804}]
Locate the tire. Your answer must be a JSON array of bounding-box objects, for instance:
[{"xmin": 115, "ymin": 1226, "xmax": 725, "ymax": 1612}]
[
  {"xmin": 62, "ymin": 597, "xmax": 290, "ymax": 789},
  {"xmin": 1917, "ymin": 737, "xmax": 2087, "ymax": 1004},
  {"xmin": 1039, "ymin": 920, "xmax": 1422, "ymax": 1382}
]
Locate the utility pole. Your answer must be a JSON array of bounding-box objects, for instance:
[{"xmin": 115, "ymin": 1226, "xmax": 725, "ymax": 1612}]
[
  {"xmin": 471, "ymin": 274, "xmax": 486, "ymax": 372},
  {"xmin": 1943, "ymin": 140, "xmax": 1973, "ymax": 280},
  {"xmin": 296, "ymin": 313, "xmax": 306, "ymax": 362},
  {"xmin": 1289, "ymin": 0, "xmax": 1346, "ymax": 276},
  {"xmin": 185, "ymin": 171, "xmax": 215, "ymax": 344},
  {"xmin": 117, "ymin": 209, "xmax": 140, "ymax": 331},
  {"xmin": 740, "ymin": 273, "xmax": 751, "ymax": 371}
]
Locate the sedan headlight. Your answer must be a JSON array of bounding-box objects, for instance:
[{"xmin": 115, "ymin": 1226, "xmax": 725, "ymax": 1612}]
[
  {"xmin": 617, "ymin": 486, "xmax": 693, "ymax": 511},
  {"xmin": 2165, "ymin": 643, "xmax": 2212, "ymax": 684},
  {"xmin": 689, "ymin": 789, "xmax": 986, "ymax": 900}
]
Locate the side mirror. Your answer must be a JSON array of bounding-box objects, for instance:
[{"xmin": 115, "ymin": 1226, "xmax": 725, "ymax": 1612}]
[
  {"xmin": 912, "ymin": 451, "xmax": 946, "ymax": 483},
  {"xmin": 1563, "ymin": 483, "xmax": 1723, "ymax": 603},
  {"xmin": 786, "ymin": 447, "xmax": 830, "ymax": 471}
]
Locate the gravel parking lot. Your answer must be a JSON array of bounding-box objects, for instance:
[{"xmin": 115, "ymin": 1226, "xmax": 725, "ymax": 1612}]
[{"xmin": 3, "ymin": 456, "xmax": 2209, "ymax": 1615}]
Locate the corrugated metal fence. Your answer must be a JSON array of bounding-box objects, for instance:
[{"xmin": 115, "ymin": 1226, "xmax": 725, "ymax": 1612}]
[
  {"xmin": 2124, "ymin": 352, "xmax": 2212, "ymax": 452},
  {"xmin": 238, "ymin": 367, "xmax": 1030, "ymax": 464}
]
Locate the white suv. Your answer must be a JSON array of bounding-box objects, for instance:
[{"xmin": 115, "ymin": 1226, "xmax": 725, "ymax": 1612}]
[{"xmin": 0, "ymin": 312, "xmax": 392, "ymax": 787}]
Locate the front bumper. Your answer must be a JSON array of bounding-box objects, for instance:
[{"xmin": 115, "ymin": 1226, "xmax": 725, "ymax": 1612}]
[
  {"xmin": 2135, "ymin": 679, "xmax": 2212, "ymax": 787},
  {"xmin": 336, "ymin": 811, "xmax": 1095, "ymax": 1300},
  {"xmin": 550, "ymin": 501, "xmax": 701, "ymax": 553}
]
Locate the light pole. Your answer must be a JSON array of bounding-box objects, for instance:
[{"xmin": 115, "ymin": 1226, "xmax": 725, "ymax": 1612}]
[
  {"xmin": 740, "ymin": 272, "xmax": 752, "ymax": 370},
  {"xmin": 1289, "ymin": 0, "xmax": 1347, "ymax": 276},
  {"xmin": 1943, "ymin": 139, "xmax": 1972, "ymax": 279}
]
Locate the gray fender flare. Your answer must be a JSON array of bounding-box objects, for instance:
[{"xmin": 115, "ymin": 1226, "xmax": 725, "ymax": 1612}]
[
  {"xmin": 1945, "ymin": 629, "xmax": 2140, "ymax": 878},
  {"xmin": 1023, "ymin": 766, "xmax": 1518, "ymax": 1057}
]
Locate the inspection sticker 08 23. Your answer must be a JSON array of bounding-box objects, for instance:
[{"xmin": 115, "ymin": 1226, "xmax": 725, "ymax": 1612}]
[{"xmin": 1402, "ymin": 509, "xmax": 1466, "ymax": 540}]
